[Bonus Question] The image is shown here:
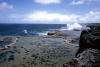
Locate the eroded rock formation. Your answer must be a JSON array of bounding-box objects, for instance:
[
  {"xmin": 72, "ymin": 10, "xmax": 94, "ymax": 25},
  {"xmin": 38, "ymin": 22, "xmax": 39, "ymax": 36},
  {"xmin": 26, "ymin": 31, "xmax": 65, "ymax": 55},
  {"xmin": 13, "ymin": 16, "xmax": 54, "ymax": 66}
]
[{"xmin": 63, "ymin": 28, "xmax": 100, "ymax": 67}]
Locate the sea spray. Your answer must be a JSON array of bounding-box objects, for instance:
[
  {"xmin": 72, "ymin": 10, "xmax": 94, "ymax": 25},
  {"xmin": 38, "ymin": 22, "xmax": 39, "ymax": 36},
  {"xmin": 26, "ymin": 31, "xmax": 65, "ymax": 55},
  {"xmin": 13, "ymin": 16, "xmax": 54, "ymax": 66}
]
[
  {"xmin": 24, "ymin": 29, "xmax": 28, "ymax": 34},
  {"xmin": 67, "ymin": 23, "xmax": 82, "ymax": 30}
]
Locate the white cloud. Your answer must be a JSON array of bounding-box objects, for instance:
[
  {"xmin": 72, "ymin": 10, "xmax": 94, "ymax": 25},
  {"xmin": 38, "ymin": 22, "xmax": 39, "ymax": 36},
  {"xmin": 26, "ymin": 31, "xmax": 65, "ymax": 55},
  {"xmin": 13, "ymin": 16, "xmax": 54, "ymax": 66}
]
[
  {"xmin": 34, "ymin": 0, "xmax": 62, "ymax": 4},
  {"xmin": 1, "ymin": 11, "xmax": 100, "ymax": 24},
  {"xmin": 79, "ymin": 11, "xmax": 100, "ymax": 23},
  {"xmin": 71, "ymin": 0, "xmax": 84, "ymax": 5},
  {"xmin": 25, "ymin": 11, "xmax": 100, "ymax": 23},
  {"xmin": 70, "ymin": 0, "xmax": 98, "ymax": 5},
  {"xmin": 0, "ymin": 2, "xmax": 13, "ymax": 11},
  {"xmin": 25, "ymin": 11, "xmax": 79, "ymax": 23}
]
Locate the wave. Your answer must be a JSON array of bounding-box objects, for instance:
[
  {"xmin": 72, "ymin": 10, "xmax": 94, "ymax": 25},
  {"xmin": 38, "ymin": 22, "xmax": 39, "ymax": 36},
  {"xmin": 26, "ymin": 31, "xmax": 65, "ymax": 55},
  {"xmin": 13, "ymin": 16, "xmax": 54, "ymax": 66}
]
[
  {"xmin": 67, "ymin": 23, "xmax": 82, "ymax": 30},
  {"xmin": 60, "ymin": 23, "xmax": 90, "ymax": 31},
  {"xmin": 23, "ymin": 29, "xmax": 28, "ymax": 34},
  {"xmin": 23, "ymin": 29, "xmax": 49, "ymax": 36},
  {"xmin": 37, "ymin": 31, "xmax": 49, "ymax": 36}
]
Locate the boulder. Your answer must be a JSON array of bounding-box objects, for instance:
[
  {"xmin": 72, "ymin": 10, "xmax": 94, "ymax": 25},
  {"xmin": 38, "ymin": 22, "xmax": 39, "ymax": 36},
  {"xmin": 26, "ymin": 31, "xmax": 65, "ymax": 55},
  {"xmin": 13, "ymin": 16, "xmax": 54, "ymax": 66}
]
[
  {"xmin": 47, "ymin": 32, "xmax": 55, "ymax": 35},
  {"xmin": 47, "ymin": 30, "xmax": 64, "ymax": 36}
]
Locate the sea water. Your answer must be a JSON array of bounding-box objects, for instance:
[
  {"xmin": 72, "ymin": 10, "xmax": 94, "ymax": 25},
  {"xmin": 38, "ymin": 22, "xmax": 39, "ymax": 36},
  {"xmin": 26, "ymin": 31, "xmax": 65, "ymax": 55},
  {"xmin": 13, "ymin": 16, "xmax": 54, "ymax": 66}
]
[{"xmin": 0, "ymin": 24, "xmax": 66, "ymax": 36}]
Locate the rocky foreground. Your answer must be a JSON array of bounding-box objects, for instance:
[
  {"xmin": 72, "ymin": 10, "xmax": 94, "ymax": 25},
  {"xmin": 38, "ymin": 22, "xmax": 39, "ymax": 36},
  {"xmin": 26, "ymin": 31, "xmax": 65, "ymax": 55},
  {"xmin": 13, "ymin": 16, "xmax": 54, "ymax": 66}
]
[
  {"xmin": 0, "ymin": 35, "xmax": 79, "ymax": 67},
  {"xmin": 63, "ymin": 27, "xmax": 100, "ymax": 67}
]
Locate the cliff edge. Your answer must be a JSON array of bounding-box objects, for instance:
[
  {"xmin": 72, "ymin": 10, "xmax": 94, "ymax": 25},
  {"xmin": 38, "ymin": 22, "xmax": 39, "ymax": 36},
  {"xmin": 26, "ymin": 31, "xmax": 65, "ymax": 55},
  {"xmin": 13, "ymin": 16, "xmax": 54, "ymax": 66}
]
[{"xmin": 63, "ymin": 28, "xmax": 100, "ymax": 67}]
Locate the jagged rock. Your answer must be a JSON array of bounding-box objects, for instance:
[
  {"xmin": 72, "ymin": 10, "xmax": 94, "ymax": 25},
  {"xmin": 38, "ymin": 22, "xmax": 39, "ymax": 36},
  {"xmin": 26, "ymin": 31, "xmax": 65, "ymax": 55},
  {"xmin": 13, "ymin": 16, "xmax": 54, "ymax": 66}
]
[
  {"xmin": 64, "ymin": 49, "xmax": 100, "ymax": 67},
  {"xmin": 76, "ymin": 29, "xmax": 100, "ymax": 55},
  {"xmin": 64, "ymin": 28, "xmax": 100, "ymax": 67},
  {"xmin": 75, "ymin": 49, "xmax": 100, "ymax": 67}
]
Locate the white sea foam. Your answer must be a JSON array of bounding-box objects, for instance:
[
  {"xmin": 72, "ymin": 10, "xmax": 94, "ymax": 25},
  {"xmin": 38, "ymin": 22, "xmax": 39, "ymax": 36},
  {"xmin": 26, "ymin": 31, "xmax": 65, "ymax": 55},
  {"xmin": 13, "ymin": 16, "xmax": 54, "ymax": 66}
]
[
  {"xmin": 24, "ymin": 29, "xmax": 28, "ymax": 34},
  {"xmin": 38, "ymin": 31, "xmax": 49, "ymax": 36},
  {"xmin": 60, "ymin": 23, "xmax": 90, "ymax": 32},
  {"xmin": 60, "ymin": 23, "xmax": 82, "ymax": 31},
  {"xmin": 67, "ymin": 23, "xmax": 82, "ymax": 30}
]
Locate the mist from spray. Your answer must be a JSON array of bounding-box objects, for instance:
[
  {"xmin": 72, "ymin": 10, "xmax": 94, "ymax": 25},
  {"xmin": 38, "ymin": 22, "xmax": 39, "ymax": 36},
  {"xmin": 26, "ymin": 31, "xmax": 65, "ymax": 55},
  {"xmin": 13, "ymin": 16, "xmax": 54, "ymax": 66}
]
[{"xmin": 67, "ymin": 23, "xmax": 82, "ymax": 30}]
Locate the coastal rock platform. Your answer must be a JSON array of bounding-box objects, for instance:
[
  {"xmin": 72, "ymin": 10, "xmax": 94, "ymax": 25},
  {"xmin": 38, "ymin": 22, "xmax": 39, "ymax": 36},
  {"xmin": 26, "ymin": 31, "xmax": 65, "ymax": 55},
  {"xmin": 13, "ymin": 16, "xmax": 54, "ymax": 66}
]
[{"xmin": 0, "ymin": 36, "xmax": 79, "ymax": 67}]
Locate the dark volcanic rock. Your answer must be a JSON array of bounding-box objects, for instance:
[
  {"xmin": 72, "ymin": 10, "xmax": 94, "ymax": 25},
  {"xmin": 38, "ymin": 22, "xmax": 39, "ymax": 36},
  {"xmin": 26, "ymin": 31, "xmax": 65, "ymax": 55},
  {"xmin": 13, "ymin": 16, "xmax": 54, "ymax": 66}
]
[
  {"xmin": 76, "ymin": 29, "xmax": 100, "ymax": 55},
  {"xmin": 64, "ymin": 28, "xmax": 100, "ymax": 67},
  {"xmin": 64, "ymin": 48, "xmax": 100, "ymax": 67},
  {"xmin": 47, "ymin": 32, "xmax": 55, "ymax": 35},
  {"xmin": 47, "ymin": 30, "xmax": 64, "ymax": 36}
]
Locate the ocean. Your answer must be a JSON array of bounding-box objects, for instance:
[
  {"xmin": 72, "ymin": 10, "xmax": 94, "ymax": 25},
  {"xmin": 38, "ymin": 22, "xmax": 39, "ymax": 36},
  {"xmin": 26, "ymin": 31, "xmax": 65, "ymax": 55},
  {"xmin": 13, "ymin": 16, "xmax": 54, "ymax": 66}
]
[{"xmin": 0, "ymin": 24, "xmax": 66, "ymax": 36}]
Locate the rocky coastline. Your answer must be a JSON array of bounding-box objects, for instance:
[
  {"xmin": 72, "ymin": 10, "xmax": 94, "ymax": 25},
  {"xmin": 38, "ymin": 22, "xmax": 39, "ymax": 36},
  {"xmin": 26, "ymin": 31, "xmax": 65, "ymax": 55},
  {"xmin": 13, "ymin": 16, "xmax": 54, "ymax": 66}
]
[
  {"xmin": 63, "ymin": 27, "xmax": 100, "ymax": 67},
  {"xmin": 1, "ymin": 25, "xmax": 100, "ymax": 67},
  {"xmin": 0, "ymin": 35, "xmax": 79, "ymax": 67}
]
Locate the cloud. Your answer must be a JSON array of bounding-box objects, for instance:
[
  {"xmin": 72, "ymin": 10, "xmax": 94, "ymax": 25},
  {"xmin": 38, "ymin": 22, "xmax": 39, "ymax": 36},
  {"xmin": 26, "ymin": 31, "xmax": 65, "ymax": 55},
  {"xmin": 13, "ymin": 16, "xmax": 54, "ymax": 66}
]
[
  {"xmin": 1, "ymin": 11, "xmax": 100, "ymax": 24},
  {"xmin": 71, "ymin": 0, "xmax": 84, "ymax": 5},
  {"xmin": 79, "ymin": 11, "xmax": 100, "ymax": 23},
  {"xmin": 34, "ymin": 0, "xmax": 62, "ymax": 4},
  {"xmin": 25, "ymin": 11, "xmax": 100, "ymax": 23},
  {"xmin": 24, "ymin": 11, "xmax": 79, "ymax": 23},
  {"xmin": 70, "ymin": 0, "xmax": 98, "ymax": 5},
  {"xmin": 0, "ymin": 2, "xmax": 13, "ymax": 11}
]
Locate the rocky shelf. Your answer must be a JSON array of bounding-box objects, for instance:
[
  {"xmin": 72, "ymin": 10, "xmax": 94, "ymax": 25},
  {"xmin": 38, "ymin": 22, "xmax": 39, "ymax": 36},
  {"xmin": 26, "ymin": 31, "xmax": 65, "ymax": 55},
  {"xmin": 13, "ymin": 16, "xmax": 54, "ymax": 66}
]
[{"xmin": 0, "ymin": 36, "xmax": 17, "ymax": 50}]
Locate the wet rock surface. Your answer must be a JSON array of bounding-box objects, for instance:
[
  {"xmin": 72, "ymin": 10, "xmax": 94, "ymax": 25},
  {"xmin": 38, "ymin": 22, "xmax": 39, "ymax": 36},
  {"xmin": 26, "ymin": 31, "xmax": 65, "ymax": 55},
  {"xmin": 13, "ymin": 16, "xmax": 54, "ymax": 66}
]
[{"xmin": 0, "ymin": 36, "xmax": 78, "ymax": 67}]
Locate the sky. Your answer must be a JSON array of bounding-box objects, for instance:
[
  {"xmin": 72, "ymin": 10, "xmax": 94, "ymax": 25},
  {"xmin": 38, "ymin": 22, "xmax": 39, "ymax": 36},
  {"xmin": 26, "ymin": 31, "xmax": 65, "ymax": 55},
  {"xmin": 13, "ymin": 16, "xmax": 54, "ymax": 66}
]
[{"xmin": 0, "ymin": 0, "xmax": 100, "ymax": 24}]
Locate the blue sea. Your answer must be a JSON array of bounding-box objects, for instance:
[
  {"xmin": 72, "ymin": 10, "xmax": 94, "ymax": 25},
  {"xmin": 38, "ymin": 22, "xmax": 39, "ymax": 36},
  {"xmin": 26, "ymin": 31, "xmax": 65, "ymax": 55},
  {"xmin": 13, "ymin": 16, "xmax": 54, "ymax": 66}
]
[{"xmin": 0, "ymin": 24, "xmax": 66, "ymax": 36}]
